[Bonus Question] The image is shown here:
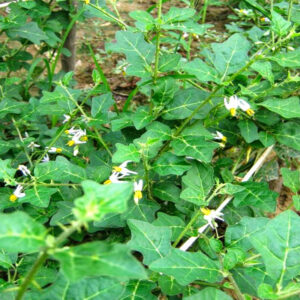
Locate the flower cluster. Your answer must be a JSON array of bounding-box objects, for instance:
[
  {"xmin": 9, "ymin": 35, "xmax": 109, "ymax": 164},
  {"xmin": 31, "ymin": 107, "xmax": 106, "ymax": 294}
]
[
  {"xmin": 103, "ymin": 161, "xmax": 143, "ymax": 205},
  {"xmin": 224, "ymin": 96, "xmax": 254, "ymax": 117},
  {"xmin": 65, "ymin": 127, "xmax": 88, "ymax": 156}
]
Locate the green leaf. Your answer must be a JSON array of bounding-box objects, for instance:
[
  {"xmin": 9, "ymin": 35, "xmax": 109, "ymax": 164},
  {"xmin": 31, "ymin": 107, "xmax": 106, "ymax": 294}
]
[
  {"xmin": 153, "ymin": 152, "xmax": 191, "ymax": 176},
  {"xmin": 0, "ymin": 211, "xmax": 47, "ymax": 253},
  {"xmin": 163, "ymin": 88, "xmax": 215, "ymax": 120},
  {"xmin": 162, "ymin": 7, "xmax": 195, "ymax": 23},
  {"xmin": 281, "ymin": 168, "xmax": 300, "ymax": 193},
  {"xmin": 121, "ymin": 280, "xmax": 156, "ymax": 300},
  {"xmin": 0, "ymin": 98, "xmax": 27, "ymax": 118},
  {"xmin": 171, "ymin": 136, "xmax": 218, "ymax": 163},
  {"xmin": 158, "ymin": 53, "xmax": 181, "ymax": 72},
  {"xmin": 259, "ymin": 131, "xmax": 276, "ymax": 147},
  {"xmin": 233, "ymin": 182, "xmax": 278, "ymax": 212},
  {"xmin": 225, "ymin": 216, "xmax": 269, "ymax": 251},
  {"xmin": 184, "ymin": 287, "xmax": 233, "ymax": 300},
  {"xmin": 132, "ymin": 106, "xmax": 154, "ymax": 130},
  {"xmin": 211, "ymin": 33, "xmax": 251, "ymax": 78},
  {"xmin": 275, "ymin": 122, "xmax": 300, "ymax": 151},
  {"xmin": 18, "ymin": 186, "xmax": 57, "ymax": 208},
  {"xmin": 106, "ymin": 31, "xmax": 155, "ymax": 77},
  {"xmin": 34, "ymin": 156, "xmax": 87, "ymax": 183},
  {"xmin": 34, "ymin": 274, "xmax": 125, "ymax": 300},
  {"xmin": 150, "ymin": 248, "xmax": 222, "ymax": 285},
  {"xmin": 250, "ymin": 61, "xmax": 274, "ymax": 83},
  {"xmin": 91, "ymin": 92, "xmax": 114, "ymax": 123},
  {"xmin": 250, "ymin": 210, "xmax": 300, "ymax": 283},
  {"xmin": 183, "ymin": 58, "xmax": 220, "ymax": 83},
  {"xmin": 258, "ymin": 97, "xmax": 300, "ymax": 119},
  {"xmin": 293, "ymin": 195, "xmax": 300, "ymax": 210},
  {"xmin": 52, "ymin": 241, "xmax": 147, "ymax": 282},
  {"xmin": 50, "ymin": 201, "xmax": 74, "ymax": 226},
  {"xmin": 7, "ymin": 22, "xmax": 48, "ymax": 44},
  {"xmin": 158, "ymin": 275, "xmax": 184, "ymax": 296},
  {"xmin": 271, "ymin": 11, "xmax": 291, "ymax": 37},
  {"xmin": 122, "ymin": 199, "xmax": 160, "ymax": 223},
  {"xmin": 0, "ymin": 159, "xmax": 16, "ymax": 181},
  {"xmin": 238, "ymin": 119, "xmax": 259, "ymax": 143},
  {"xmin": 180, "ymin": 162, "xmax": 214, "ymax": 205},
  {"xmin": 270, "ymin": 48, "xmax": 300, "ymax": 68},
  {"xmin": 112, "ymin": 143, "xmax": 141, "ymax": 163},
  {"xmin": 152, "ymin": 212, "xmax": 185, "ymax": 241},
  {"xmin": 127, "ymin": 219, "xmax": 172, "ymax": 265},
  {"xmin": 73, "ymin": 180, "xmax": 133, "ymax": 222},
  {"xmin": 153, "ymin": 182, "xmax": 181, "ymax": 203},
  {"xmin": 223, "ymin": 247, "xmax": 246, "ymax": 270},
  {"xmin": 152, "ymin": 78, "xmax": 179, "ymax": 105},
  {"xmin": 0, "ymin": 140, "xmax": 13, "ymax": 155}
]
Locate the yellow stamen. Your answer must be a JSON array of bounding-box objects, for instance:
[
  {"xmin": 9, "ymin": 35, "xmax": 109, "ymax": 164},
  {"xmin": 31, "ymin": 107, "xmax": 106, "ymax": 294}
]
[
  {"xmin": 134, "ymin": 190, "xmax": 142, "ymax": 200},
  {"xmin": 9, "ymin": 194, "xmax": 18, "ymax": 202},
  {"xmin": 64, "ymin": 130, "xmax": 69, "ymax": 134},
  {"xmin": 246, "ymin": 108, "xmax": 254, "ymax": 116},
  {"xmin": 113, "ymin": 166, "xmax": 122, "ymax": 172},
  {"xmin": 104, "ymin": 179, "xmax": 111, "ymax": 185},
  {"xmin": 122, "ymin": 71, "xmax": 126, "ymax": 76},
  {"xmin": 56, "ymin": 148, "xmax": 62, "ymax": 153},
  {"xmin": 230, "ymin": 108, "xmax": 236, "ymax": 116},
  {"xmin": 80, "ymin": 136, "xmax": 88, "ymax": 141},
  {"xmin": 67, "ymin": 140, "xmax": 75, "ymax": 147},
  {"xmin": 84, "ymin": 0, "xmax": 90, "ymax": 4},
  {"xmin": 221, "ymin": 136, "xmax": 227, "ymax": 143},
  {"xmin": 201, "ymin": 207, "xmax": 211, "ymax": 216}
]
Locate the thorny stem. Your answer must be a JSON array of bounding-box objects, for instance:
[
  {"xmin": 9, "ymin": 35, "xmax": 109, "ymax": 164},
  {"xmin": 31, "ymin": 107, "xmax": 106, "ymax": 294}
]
[
  {"xmin": 202, "ymin": 0, "xmax": 209, "ymax": 24},
  {"xmin": 12, "ymin": 118, "xmax": 33, "ymax": 168},
  {"xmin": 142, "ymin": 154, "xmax": 153, "ymax": 201},
  {"xmin": 16, "ymin": 222, "xmax": 83, "ymax": 300},
  {"xmin": 153, "ymin": 0, "xmax": 163, "ymax": 83},
  {"xmin": 93, "ymin": 129, "xmax": 113, "ymax": 157},
  {"xmin": 227, "ymin": 272, "xmax": 245, "ymax": 300}
]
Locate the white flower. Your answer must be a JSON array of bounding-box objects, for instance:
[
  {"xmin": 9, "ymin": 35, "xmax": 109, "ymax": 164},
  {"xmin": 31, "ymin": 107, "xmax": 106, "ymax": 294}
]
[
  {"xmin": 62, "ymin": 114, "xmax": 71, "ymax": 124},
  {"xmin": 201, "ymin": 207, "xmax": 224, "ymax": 229},
  {"xmin": 134, "ymin": 180, "xmax": 143, "ymax": 205},
  {"xmin": 67, "ymin": 130, "xmax": 88, "ymax": 147},
  {"xmin": 18, "ymin": 165, "xmax": 31, "ymax": 176},
  {"xmin": 214, "ymin": 131, "xmax": 227, "ymax": 142},
  {"xmin": 41, "ymin": 154, "xmax": 50, "ymax": 162},
  {"xmin": 103, "ymin": 173, "xmax": 123, "ymax": 185},
  {"xmin": 214, "ymin": 131, "xmax": 227, "ymax": 148},
  {"xmin": 224, "ymin": 96, "xmax": 239, "ymax": 116},
  {"xmin": 237, "ymin": 8, "xmax": 252, "ymax": 16},
  {"xmin": 237, "ymin": 98, "xmax": 255, "ymax": 116},
  {"xmin": 47, "ymin": 147, "xmax": 63, "ymax": 153},
  {"xmin": 112, "ymin": 160, "xmax": 137, "ymax": 177},
  {"xmin": 9, "ymin": 185, "xmax": 25, "ymax": 202},
  {"xmin": 261, "ymin": 17, "xmax": 270, "ymax": 23},
  {"xmin": 183, "ymin": 32, "xmax": 189, "ymax": 39},
  {"xmin": 27, "ymin": 142, "xmax": 40, "ymax": 151},
  {"xmin": 65, "ymin": 127, "xmax": 83, "ymax": 136}
]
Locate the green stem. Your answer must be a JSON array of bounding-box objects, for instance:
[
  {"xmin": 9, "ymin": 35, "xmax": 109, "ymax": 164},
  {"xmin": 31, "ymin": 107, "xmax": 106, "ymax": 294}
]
[
  {"xmin": 89, "ymin": 3, "xmax": 127, "ymax": 29},
  {"xmin": 172, "ymin": 184, "xmax": 224, "ymax": 247},
  {"xmin": 227, "ymin": 273, "xmax": 245, "ymax": 300},
  {"xmin": 12, "ymin": 118, "xmax": 33, "ymax": 168},
  {"xmin": 49, "ymin": 8, "xmax": 85, "ymax": 88},
  {"xmin": 16, "ymin": 222, "xmax": 82, "ymax": 300},
  {"xmin": 93, "ymin": 129, "xmax": 112, "ymax": 157},
  {"xmin": 153, "ymin": 0, "xmax": 163, "ymax": 82},
  {"xmin": 287, "ymin": 0, "xmax": 293, "ymax": 22},
  {"xmin": 202, "ymin": 0, "xmax": 209, "ymax": 24}
]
